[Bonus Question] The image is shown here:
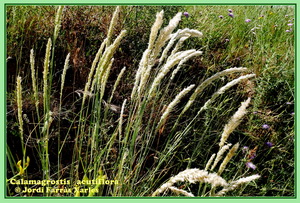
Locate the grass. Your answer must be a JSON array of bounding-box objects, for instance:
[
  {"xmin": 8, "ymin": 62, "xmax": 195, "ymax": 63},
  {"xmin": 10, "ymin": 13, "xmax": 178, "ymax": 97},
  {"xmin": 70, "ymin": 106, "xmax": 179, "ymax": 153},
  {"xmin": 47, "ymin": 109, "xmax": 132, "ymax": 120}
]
[{"xmin": 6, "ymin": 5, "xmax": 294, "ymax": 197}]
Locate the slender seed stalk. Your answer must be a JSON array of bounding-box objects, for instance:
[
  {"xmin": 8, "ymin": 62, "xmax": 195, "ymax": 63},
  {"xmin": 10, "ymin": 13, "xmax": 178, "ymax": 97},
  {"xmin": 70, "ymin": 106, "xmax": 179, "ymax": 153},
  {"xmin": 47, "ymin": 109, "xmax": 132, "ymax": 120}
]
[
  {"xmin": 58, "ymin": 53, "xmax": 70, "ymax": 178},
  {"xmin": 42, "ymin": 38, "xmax": 52, "ymax": 112},
  {"xmin": 49, "ymin": 6, "xmax": 64, "ymax": 105},
  {"xmin": 109, "ymin": 66, "xmax": 126, "ymax": 103},
  {"xmin": 30, "ymin": 49, "xmax": 39, "ymax": 115},
  {"xmin": 16, "ymin": 76, "xmax": 26, "ymax": 167}
]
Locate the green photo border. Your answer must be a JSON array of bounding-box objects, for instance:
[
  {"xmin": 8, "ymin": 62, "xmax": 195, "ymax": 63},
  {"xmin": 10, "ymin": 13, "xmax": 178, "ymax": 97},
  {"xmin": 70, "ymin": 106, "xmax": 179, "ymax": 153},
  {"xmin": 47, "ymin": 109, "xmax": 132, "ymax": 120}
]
[{"xmin": 1, "ymin": 0, "xmax": 298, "ymax": 202}]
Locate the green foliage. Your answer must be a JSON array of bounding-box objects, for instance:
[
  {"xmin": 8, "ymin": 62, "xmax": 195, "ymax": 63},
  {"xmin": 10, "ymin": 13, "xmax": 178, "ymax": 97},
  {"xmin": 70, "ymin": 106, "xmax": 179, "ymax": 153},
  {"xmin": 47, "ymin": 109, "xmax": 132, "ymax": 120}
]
[{"xmin": 6, "ymin": 5, "xmax": 294, "ymax": 197}]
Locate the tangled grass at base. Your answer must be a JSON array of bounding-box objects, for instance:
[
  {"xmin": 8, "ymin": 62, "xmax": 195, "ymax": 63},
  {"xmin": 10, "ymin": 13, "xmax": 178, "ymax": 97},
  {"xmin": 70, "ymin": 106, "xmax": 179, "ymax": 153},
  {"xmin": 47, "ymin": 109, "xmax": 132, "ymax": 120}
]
[{"xmin": 6, "ymin": 5, "xmax": 294, "ymax": 197}]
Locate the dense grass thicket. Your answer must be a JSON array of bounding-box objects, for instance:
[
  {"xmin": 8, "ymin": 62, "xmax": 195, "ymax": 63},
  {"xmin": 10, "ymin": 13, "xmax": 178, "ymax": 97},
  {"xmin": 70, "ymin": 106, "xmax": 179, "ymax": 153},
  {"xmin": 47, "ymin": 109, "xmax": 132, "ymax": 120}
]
[{"xmin": 6, "ymin": 5, "xmax": 294, "ymax": 197}]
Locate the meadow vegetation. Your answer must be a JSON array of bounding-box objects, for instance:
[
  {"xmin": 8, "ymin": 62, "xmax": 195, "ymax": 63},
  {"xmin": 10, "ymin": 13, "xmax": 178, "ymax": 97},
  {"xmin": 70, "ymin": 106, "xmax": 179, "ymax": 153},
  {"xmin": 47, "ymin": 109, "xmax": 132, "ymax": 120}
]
[{"xmin": 6, "ymin": 5, "xmax": 294, "ymax": 197}]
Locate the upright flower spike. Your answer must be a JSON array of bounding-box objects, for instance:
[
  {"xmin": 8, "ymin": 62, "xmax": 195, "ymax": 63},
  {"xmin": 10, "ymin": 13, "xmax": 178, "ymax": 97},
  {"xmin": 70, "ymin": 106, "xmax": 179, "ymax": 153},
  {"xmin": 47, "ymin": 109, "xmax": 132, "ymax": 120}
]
[
  {"xmin": 131, "ymin": 10, "xmax": 164, "ymax": 99},
  {"xmin": 100, "ymin": 58, "xmax": 114, "ymax": 99},
  {"xmin": 151, "ymin": 12, "xmax": 182, "ymax": 61},
  {"xmin": 54, "ymin": 6, "xmax": 64, "ymax": 42},
  {"xmin": 107, "ymin": 6, "xmax": 120, "ymax": 46},
  {"xmin": 219, "ymin": 97, "xmax": 251, "ymax": 148},
  {"xmin": 82, "ymin": 38, "xmax": 107, "ymax": 106},
  {"xmin": 30, "ymin": 49, "xmax": 39, "ymax": 109},
  {"xmin": 148, "ymin": 10, "xmax": 164, "ymax": 51},
  {"xmin": 42, "ymin": 38, "xmax": 52, "ymax": 111},
  {"xmin": 60, "ymin": 53, "xmax": 70, "ymax": 103},
  {"xmin": 119, "ymin": 99, "xmax": 127, "ymax": 137},
  {"xmin": 90, "ymin": 30, "xmax": 127, "ymax": 94},
  {"xmin": 16, "ymin": 76, "xmax": 23, "ymax": 137}
]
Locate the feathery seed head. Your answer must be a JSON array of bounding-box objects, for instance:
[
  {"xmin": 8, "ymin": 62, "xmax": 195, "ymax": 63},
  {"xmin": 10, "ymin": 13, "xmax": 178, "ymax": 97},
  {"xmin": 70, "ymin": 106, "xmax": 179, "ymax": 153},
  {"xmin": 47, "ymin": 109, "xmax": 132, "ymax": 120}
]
[
  {"xmin": 16, "ymin": 76, "xmax": 23, "ymax": 136},
  {"xmin": 205, "ymin": 153, "xmax": 216, "ymax": 171},
  {"xmin": 30, "ymin": 49, "xmax": 39, "ymax": 108},
  {"xmin": 171, "ymin": 50, "xmax": 202, "ymax": 80},
  {"xmin": 168, "ymin": 186, "xmax": 194, "ymax": 197},
  {"xmin": 211, "ymin": 143, "xmax": 232, "ymax": 171},
  {"xmin": 60, "ymin": 53, "xmax": 70, "ymax": 103},
  {"xmin": 42, "ymin": 38, "xmax": 52, "ymax": 106},
  {"xmin": 152, "ymin": 169, "xmax": 228, "ymax": 196},
  {"xmin": 148, "ymin": 10, "xmax": 164, "ymax": 50},
  {"xmin": 216, "ymin": 174, "xmax": 260, "ymax": 196},
  {"xmin": 199, "ymin": 74, "xmax": 255, "ymax": 114},
  {"xmin": 149, "ymin": 49, "xmax": 197, "ymax": 98},
  {"xmin": 54, "ymin": 6, "xmax": 64, "ymax": 41},
  {"xmin": 151, "ymin": 12, "xmax": 182, "ymax": 60},
  {"xmin": 181, "ymin": 67, "xmax": 249, "ymax": 116},
  {"xmin": 157, "ymin": 84, "xmax": 195, "ymax": 130},
  {"xmin": 119, "ymin": 99, "xmax": 127, "ymax": 136},
  {"xmin": 107, "ymin": 6, "xmax": 120, "ymax": 46},
  {"xmin": 218, "ymin": 143, "xmax": 239, "ymax": 175},
  {"xmin": 219, "ymin": 97, "xmax": 251, "ymax": 148}
]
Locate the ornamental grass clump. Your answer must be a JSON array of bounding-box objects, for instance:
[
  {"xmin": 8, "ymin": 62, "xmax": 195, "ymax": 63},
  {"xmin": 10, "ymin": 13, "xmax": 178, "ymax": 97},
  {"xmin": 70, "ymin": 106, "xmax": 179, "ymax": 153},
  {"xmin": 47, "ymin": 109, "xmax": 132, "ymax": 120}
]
[
  {"xmin": 70, "ymin": 6, "xmax": 128, "ymax": 185},
  {"xmin": 8, "ymin": 6, "xmax": 261, "ymax": 197},
  {"xmin": 152, "ymin": 98, "xmax": 259, "ymax": 197}
]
